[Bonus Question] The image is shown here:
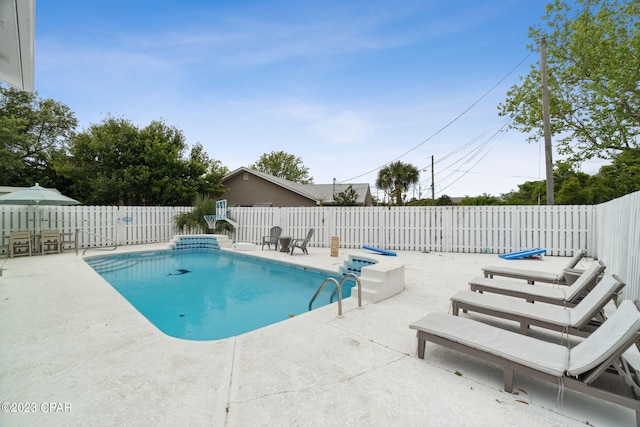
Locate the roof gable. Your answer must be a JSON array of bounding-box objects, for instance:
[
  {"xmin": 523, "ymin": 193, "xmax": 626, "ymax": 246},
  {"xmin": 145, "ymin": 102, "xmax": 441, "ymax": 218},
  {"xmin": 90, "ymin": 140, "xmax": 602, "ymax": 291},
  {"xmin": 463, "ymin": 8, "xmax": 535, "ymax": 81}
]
[{"xmin": 223, "ymin": 167, "xmax": 371, "ymax": 205}]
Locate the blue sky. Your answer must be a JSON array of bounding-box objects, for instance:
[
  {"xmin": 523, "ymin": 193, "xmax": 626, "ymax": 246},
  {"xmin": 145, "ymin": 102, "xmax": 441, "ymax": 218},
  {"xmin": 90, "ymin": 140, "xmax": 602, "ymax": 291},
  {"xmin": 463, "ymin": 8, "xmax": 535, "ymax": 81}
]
[{"xmin": 34, "ymin": 0, "xmax": 597, "ymax": 199}]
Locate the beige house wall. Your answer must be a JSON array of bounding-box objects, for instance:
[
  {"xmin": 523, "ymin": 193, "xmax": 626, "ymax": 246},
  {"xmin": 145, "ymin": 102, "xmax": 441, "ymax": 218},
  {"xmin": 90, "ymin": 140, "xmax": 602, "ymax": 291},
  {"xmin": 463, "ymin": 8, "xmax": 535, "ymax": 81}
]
[{"xmin": 221, "ymin": 172, "xmax": 316, "ymax": 207}]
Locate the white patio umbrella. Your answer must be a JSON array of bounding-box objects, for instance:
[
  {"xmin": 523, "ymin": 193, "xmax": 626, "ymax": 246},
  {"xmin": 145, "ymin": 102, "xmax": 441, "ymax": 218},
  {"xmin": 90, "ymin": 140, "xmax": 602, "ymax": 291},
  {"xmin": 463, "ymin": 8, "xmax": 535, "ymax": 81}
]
[{"xmin": 0, "ymin": 183, "xmax": 80, "ymax": 232}]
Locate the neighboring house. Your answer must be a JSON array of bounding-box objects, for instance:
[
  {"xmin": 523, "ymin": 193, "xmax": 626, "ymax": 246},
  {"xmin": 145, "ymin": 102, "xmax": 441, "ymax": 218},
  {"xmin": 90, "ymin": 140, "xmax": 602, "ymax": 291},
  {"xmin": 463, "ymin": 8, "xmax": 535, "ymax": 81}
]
[{"xmin": 220, "ymin": 167, "xmax": 373, "ymax": 207}]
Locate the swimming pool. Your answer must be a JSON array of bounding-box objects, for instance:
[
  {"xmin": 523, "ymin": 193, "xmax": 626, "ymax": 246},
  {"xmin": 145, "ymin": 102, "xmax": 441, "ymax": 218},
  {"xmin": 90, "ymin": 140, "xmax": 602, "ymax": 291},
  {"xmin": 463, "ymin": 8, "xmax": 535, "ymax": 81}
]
[{"xmin": 86, "ymin": 249, "xmax": 353, "ymax": 341}]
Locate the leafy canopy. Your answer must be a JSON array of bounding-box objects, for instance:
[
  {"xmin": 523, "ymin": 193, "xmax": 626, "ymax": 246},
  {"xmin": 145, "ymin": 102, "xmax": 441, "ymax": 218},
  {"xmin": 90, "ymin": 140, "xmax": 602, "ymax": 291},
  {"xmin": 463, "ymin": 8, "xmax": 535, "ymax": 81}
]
[
  {"xmin": 375, "ymin": 161, "xmax": 420, "ymax": 206},
  {"xmin": 499, "ymin": 0, "xmax": 640, "ymax": 163},
  {"xmin": 0, "ymin": 85, "xmax": 77, "ymax": 186},
  {"xmin": 502, "ymin": 149, "xmax": 640, "ymax": 205},
  {"xmin": 333, "ymin": 185, "xmax": 359, "ymax": 206},
  {"xmin": 56, "ymin": 117, "xmax": 228, "ymax": 205},
  {"xmin": 250, "ymin": 151, "xmax": 314, "ymax": 184}
]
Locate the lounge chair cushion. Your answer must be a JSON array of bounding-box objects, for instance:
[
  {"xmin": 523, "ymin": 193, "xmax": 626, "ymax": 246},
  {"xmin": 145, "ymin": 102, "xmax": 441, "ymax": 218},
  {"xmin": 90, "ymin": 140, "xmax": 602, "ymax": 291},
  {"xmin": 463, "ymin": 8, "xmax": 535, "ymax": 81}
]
[
  {"xmin": 482, "ymin": 250, "xmax": 587, "ymax": 284},
  {"xmin": 452, "ymin": 273, "xmax": 623, "ymax": 330},
  {"xmin": 410, "ymin": 312, "xmax": 568, "ymax": 376},
  {"xmin": 566, "ymin": 274, "xmax": 623, "ymax": 328},
  {"xmin": 557, "ymin": 249, "xmax": 587, "ymax": 282},
  {"xmin": 469, "ymin": 260, "xmax": 604, "ymax": 304},
  {"xmin": 568, "ymin": 300, "xmax": 640, "ymax": 376},
  {"xmin": 469, "ymin": 277, "xmax": 568, "ymax": 301},
  {"xmin": 482, "ymin": 267, "xmax": 559, "ymax": 283},
  {"xmin": 562, "ymin": 261, "xmax": 604, "ymax": 301},
  {"xmin": 451, "ymin": 290, "xmax": 571, "ymax": 326}
]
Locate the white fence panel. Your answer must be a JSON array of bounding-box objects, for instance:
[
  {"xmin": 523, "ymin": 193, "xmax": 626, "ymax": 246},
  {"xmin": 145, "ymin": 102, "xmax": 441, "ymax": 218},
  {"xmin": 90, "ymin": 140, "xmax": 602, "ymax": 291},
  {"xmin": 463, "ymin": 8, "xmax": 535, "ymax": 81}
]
[
  {"xmin": 2, "ymin": 194, "xmax": 638, "ymax": 300},
  {"xmin": 593, "ymin": 191, "xmax": 640, "ymax": 301}
]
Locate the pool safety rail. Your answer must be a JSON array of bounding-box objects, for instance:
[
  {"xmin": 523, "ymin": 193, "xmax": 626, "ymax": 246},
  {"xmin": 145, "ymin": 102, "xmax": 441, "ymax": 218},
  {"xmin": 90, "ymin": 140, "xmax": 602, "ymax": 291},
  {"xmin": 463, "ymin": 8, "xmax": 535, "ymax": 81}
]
[
  {"xmin": 204, "ymin": 199, "xmax": 238, "ymax": 230},
  {"xmin": 330, "ymin": 274, "xmax": 360, "ymax": 304},
  {"xmin": 308, "ymin": 273, "xmax": 362, "ymax": 317},
  {"xmin": 77, "ymin": 229, "xmax": 118, "ymax": 255}
]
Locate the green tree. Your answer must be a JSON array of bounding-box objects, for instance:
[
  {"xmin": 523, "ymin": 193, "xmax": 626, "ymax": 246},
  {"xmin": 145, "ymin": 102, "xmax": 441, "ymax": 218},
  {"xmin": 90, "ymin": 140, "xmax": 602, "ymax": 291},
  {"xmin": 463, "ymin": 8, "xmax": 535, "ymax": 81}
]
[
  {"xmin": 56, "ymin": 117, "xmax": 228, "ymax": 205},
  {"xmin": 502, "ymin": 150, "xmax": 640, "ymax": 205},
  {"xmin": 375, "ymin": 161, "xmax": 420, "ymax": 206},
  {"xmin": 0, "ymin": 85, "xmax": 77, "ymax": 186},
  {"xmin": 250, "ymin": 151, "xmax": 314, "ymax": 184},
  {"xmin": 555, "ymin": 176, "xmax": 595, "ymax": 204},
  {"xmin": 498, "ymin": 0, "xmax": 640, "ymax": 164},
  {"xmin": 405, "ymin": 198, "xmax": 431, "ymax": 206},
  {"xmin": 435, "ymin": 195, "xmax": 454, "ymax": 206},
  {"xmin": 459, "ymin": 194, "xmax": 505, "ymax": 206},
  {"xmin": 503, "ymin": 180, "xmax": 547, "ymax": 205},
  {"xmin": 553, "ymin": 162, "xmax": 595, "ymax": 204},
  {"xmin": 594, "ymin": 148, "xmax": 640, "ymax": 199},
  {"xmin": 333, "ymin": 185, "xmax": 359, "ymax": 206}
]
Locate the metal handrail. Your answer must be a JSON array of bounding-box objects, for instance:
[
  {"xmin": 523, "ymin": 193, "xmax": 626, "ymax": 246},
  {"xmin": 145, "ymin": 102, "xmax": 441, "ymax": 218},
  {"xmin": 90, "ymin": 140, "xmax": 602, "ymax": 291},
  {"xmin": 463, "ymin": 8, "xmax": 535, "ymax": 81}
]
[
  {"xmin": 309, "ymin": 278, "xmax": 343, "ymax": 317},
  {"xmin": 330, "ymin": 273, "xmax": 362, "ymax": 309},
  {"xmin": 75, "ymin": 229, "xmax": 118, "ymax": 255},
  {"xmin": 308, "ymin": 273, "xmax": 363, "ymax": 317}
]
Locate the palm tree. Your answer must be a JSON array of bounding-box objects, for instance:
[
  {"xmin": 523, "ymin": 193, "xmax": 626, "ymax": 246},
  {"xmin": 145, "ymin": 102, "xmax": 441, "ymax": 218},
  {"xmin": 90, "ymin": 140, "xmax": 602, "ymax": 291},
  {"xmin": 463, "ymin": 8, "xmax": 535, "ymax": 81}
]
[
  {"xmin": 174, "ymin": 194, "xmax": 233, "ymax": 234},
  {"xmin": 376, "ymin": 161, "xmax": 420, "ymax": 206}
]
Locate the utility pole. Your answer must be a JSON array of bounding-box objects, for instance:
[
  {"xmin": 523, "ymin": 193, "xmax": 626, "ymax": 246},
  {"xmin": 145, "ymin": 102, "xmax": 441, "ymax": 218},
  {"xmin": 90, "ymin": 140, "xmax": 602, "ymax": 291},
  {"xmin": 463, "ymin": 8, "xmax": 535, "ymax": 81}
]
[
  {"xmin": 332, "ymin": 178, "xmax": 336, "ymax": 199},
  {"xmin": 540, "ymin": 37, "xmax": 554, "ymax": 205},
  {"xmin": 431, "ymin": 155, "xmax": 435, "ymax": 204}
]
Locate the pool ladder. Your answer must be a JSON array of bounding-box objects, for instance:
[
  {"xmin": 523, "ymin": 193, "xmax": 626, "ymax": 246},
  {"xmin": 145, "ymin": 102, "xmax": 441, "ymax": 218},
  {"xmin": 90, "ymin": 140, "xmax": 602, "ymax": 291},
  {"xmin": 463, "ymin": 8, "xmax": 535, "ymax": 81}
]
[{"xmin": 308, "ymin": 273, "xmax": 362, "ymax": 317}]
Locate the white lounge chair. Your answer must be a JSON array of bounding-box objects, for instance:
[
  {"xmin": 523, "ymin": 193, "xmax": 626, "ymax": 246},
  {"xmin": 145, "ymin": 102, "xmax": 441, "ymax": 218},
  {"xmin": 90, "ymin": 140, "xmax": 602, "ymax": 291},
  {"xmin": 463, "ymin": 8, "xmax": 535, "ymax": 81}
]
[
  {"xmin": 451, "ymin": 273, "xmax": 625, "ymax": 337},
  {"xmin": 468, "ymin": 260, "xmax": 606, "ymax": 306},
  {"xmin": 482, "ymin": 249, "xmax": 587, "ymax": 284},
  {"xmin": 410, "ymin": 299, "xmax": 640, "ymax": 425}
]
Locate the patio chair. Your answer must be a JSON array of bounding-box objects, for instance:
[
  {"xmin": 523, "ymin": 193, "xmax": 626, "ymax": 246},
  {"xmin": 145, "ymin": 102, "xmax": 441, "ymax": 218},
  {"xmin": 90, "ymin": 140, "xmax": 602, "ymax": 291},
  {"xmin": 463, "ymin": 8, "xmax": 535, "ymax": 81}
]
[
  {"xmin": 468, "ymin": 260, "xmax": 606, "ymax": 306},
  {"xmin": 9, "ymin": 231, "xmax": 32, "ymax": 257},
  {"xmin": 451, "ymin": 273, "xmax": 625, "ymax": 337},
  {"xmin": 482, "ymin": 249, "xmax": 587, "ymax": 285},
  {"xmin": 409, "ymin": 299, "xmax": 640, "ymax": 425},
  {"xmin": 40, "ymin": 229, "xmax": 61, "ymax": 255},
  {"xmin": 261, "ymin": 226, "xmax": 282, "ymax": 251},
  {"xmin": 290, "ymin": 228, "xmax": 314, "ymax": 255}
]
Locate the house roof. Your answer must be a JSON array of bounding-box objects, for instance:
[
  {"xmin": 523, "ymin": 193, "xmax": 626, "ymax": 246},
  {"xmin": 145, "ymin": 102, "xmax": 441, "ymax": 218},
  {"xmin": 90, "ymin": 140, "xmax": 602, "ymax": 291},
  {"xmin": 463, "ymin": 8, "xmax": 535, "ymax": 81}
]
[
  {"xmin": 223, "ymin": 167, "xmax": 371, "ymax": 205},
  {"xmin": 303, "ymin": 183, "xmax": 371, "ymax": 205}
]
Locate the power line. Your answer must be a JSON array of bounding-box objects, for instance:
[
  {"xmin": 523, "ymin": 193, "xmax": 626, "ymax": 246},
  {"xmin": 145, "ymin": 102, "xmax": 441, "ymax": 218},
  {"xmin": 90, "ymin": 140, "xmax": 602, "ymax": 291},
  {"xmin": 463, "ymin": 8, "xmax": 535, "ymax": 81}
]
[
  {"xmin": 416, "ymin": 116, "xmax": 512, "ymax": 191},
  {"xmin": 436, "ymin": 149, "xmax": 493, "ymax": 196},
  {"xmin": 340, "ymin": 51, "xmax": 534, "ymax": 183},
  {"xmin": 447, "ymin": 170, "xmax": 541, "ymax": 180}
]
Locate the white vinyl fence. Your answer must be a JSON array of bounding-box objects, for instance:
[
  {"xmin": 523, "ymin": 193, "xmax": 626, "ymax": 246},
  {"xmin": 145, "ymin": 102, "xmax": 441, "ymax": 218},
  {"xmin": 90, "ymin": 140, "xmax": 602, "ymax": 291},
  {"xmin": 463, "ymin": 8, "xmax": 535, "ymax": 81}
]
[
  {"xmin": 228, "ymin": 205, "xmax": 593, "ymax": 256},
  {"xmin": 592, "ymin": 191, "xmax": 640, "ymax": 301},
  {"xmin": 0, "ymin": 205, "xmax": 191, "ymax": 251},
  {"xmin": 1, "ymin": 192, "xmax": 638, "ymax": 299}
]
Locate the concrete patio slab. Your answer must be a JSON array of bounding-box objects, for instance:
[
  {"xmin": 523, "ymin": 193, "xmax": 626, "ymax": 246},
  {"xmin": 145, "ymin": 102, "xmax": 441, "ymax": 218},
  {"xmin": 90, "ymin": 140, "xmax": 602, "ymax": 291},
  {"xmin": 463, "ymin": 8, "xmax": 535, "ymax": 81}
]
[{"xmin": 0, "ymin": 244, "xmax": 636, "ymax": 426}]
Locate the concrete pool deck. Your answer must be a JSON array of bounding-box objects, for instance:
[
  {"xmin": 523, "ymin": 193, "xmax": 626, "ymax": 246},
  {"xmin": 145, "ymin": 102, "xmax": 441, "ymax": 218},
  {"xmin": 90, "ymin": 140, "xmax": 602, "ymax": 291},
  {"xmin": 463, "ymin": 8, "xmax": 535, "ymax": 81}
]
[{"xmin": 0, "ymin": 244, "xmax": 636, "ymax": 426}]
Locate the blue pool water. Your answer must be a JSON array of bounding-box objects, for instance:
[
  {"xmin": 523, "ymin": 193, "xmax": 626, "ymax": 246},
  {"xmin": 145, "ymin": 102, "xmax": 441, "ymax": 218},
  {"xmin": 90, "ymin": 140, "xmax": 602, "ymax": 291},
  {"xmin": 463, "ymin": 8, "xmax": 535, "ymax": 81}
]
[{"xmin": 86, "ymin": 249, "xmax": 353, "ymax": 341}]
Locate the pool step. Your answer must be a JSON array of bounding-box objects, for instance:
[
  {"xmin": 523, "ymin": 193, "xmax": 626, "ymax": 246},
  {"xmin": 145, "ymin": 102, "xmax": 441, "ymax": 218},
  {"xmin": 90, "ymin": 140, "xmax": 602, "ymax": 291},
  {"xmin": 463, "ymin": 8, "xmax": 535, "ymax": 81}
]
[
  {"xmin": 86, "ymin": 258, "xmax": 139, "ymax": 274},
  {"xmin": 338, "ymin": 255, "xmax": 378, "ymax": 276},
  {"xmin": 169, "ymin": 234, "xmax": 232, "ymax": 250}
]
